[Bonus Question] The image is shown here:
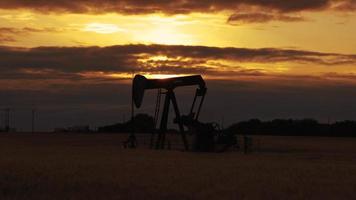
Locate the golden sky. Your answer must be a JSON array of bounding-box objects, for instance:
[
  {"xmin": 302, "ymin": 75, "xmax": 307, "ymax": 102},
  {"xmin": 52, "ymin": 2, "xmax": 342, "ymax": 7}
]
[
  {"xmin": 1, "ymin": 1, "xmax": 356, "ymax": 84},
  {"xmin": 1, "ymin": 9, "xmax": 356, "ymax": 53}
]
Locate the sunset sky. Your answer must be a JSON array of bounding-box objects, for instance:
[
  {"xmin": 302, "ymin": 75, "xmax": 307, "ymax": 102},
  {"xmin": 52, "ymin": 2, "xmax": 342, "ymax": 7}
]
[{"xmin": 2, "ymin": 0, "xmax": 356, "ymax": 131}]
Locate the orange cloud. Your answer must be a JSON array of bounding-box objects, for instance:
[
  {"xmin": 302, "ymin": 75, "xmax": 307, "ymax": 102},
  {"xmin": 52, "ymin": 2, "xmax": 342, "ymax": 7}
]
[{"xmin": 0, "ymin": 27, "xmax": 63, "ymax": 43}]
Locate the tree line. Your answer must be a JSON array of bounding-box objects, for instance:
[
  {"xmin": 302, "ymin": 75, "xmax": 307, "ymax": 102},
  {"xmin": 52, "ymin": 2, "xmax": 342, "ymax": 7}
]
[
  {"xmin": 228, "ymin": 119, "xmax": 356, "ymax": 137},
  {"xmin": 98, "ymin": 114, "xmax": 356, "ymax": 137}
]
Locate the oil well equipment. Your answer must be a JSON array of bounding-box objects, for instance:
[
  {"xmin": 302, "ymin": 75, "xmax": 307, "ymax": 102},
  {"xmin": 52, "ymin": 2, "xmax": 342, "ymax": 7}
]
[{"xmin": 131, "ymin": 74, "xmax": 237, "ymax": 152}]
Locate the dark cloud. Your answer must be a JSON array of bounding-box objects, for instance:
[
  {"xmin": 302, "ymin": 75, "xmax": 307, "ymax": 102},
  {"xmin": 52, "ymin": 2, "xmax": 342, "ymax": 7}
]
[
  {"xmin": 1, "ymin": 1, "xmax": 354, "ymax": 24},
  {"xmin": 227, "ymin": 12, "xmax": 304, "ymax": 24},
  {"xmin": 1, "ymin": 44, "xmax": 355, "ymax": 77},
  {"xmin": 1, "ymin": 44, "xmax": 356, "ymax": 103},
  {"xmin": 0, "ymin": 0, "xmax": 351, "ymax": 14}
]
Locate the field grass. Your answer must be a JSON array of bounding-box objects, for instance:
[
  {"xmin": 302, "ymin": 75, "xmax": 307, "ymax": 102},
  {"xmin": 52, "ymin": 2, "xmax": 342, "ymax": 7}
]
[{"xmin": 1, "ymin": 133, "xmax": 356, "ymax": 199}]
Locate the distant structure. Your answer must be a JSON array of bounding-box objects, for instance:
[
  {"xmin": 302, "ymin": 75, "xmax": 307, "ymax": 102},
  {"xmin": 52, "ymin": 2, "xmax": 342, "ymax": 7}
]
[
  {"xmin": 0, "ymin": 108, "xmax": 16, "ymax": 133},
  {"xmin": 31, "ymin": 109, "xmax": 36, "ymax": 133},
  {"xmin": 1, "ymin": 108, "xmax": 10, "ymax": 132},
  {"xmin": 54, "ymin": 125, "xmax": 91, "ymax": 133},
  {"xmin": 5, "ymin": 108, "xmax": 10, "ymax": 132}
]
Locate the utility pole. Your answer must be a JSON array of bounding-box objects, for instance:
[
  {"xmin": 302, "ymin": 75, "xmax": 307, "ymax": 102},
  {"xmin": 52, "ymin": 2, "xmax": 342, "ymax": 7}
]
[
  {"xmin": 31, "ymin": 109, "xmax": 36, "ymax": 133},
  {"xmin": 122, "ymin": 114, "xmax": 126, "ymax": 123},
  {"xmin": 221, "ymin": 116, "xmax": 225, "ymax": 130},
  {"xmin": 4, "ymin": 108, "xmax": 10, "ymax": 132},
  {"xmin": 1, "ymin": 109, "xmax": 3, "ymax": 132}
]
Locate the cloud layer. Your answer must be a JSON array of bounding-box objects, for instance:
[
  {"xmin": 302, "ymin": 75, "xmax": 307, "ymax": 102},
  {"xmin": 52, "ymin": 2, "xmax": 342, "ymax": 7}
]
[
  {"xmin": 1, "ymin": 44, "xmax": 356, "ymax": 98},
  {"xmin": 0, "ymin": 27, "xmax": 61, "ymax": 43},
  {"xmin": 1, "ymin": 44, "xmax": 355, "ymax": 77},
  {"xmin": 0, "ymin": 0, "xmax": 346, "ymax": 14},
  {"xmin": 227, "ymin": 13, "xmax": 305, "ymax": 24},
  {"xmin": 1, "ymin": 1, "xmax": 355, "ymax": 25}
]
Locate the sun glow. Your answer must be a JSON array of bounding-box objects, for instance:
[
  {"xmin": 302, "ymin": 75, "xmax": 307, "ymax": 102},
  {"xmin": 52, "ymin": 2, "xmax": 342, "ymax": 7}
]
[
  {"xmin": 97, "ymin": 72, "xmax": 190, "ymax": 80},
  {"xmin": 83, "ymin": 23, "xmax": 124, "ymax": 34},
  {"xmin": 130, "ymin": 15, "xmax": 197, "ymax": 45},
  {"xmin": 139, "ymin": 28, "xmax": 193, "ymax": 45},
  {"xmin": 145, "ymin": 74, "xmax": 187, "ymax": 79}
]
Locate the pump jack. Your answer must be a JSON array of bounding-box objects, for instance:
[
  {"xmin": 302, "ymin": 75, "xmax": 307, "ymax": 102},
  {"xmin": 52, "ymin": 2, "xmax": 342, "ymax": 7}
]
[
  {"xmin": 132, "ymin": 74, "xmax": 237, "ymax": 152},
  {"xmin": 132, "ymin": 74, "xmax": 207, "ymax": 151}
]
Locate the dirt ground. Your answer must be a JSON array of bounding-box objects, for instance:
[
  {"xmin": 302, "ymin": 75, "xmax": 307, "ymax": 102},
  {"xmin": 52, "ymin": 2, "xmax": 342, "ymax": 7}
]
[{"xmin": 1, "ymin": 133, "xmax": 356, "ymax": 200}]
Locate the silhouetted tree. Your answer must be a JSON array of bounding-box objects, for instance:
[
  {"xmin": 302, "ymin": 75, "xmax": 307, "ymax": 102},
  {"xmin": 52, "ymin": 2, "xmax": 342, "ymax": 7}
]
[
  {"xmin": 98, "ymin": 114, "xmax": 155, "ymax": 133},
  {"xmin": 227, "ymin": 118, "xmax": 356, "ymax": 137}
]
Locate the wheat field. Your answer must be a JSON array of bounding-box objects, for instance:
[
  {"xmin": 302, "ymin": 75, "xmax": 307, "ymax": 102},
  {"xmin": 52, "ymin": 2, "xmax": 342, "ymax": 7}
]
[{"xmin": 1, "ymin": 133, "xmax": 356, "ymax": 200}]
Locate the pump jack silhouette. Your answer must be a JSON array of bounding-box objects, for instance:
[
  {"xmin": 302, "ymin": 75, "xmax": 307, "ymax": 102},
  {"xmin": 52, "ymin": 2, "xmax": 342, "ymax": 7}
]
[
  {"xmin": 131, "ymin": 74, "xmax": 237, "ymax": 152},
  {"xmin": 132, "ymin": 75, "xmax": 206, "ymax": 151}
]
